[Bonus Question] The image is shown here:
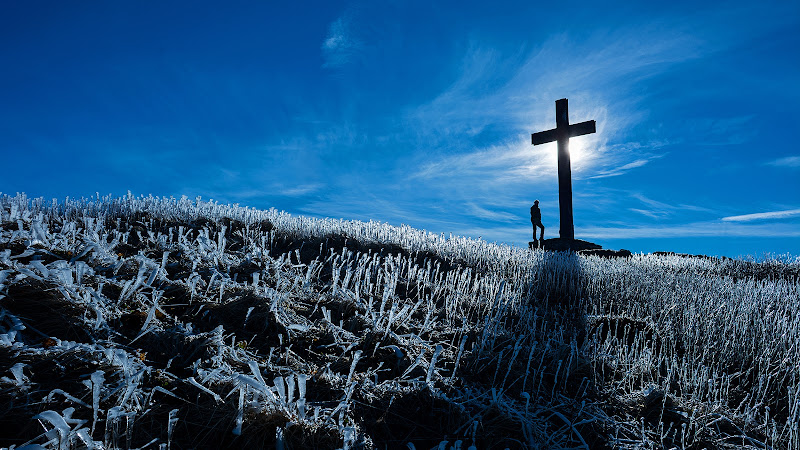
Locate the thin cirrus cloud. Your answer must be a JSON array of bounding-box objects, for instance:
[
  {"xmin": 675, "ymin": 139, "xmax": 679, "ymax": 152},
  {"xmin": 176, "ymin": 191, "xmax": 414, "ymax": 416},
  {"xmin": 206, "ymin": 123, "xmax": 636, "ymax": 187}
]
[
  {"xmin": 582, "ymin": 221, "xmax": 800, "ymax": 239},
  {"xmin": 721, "ymin": 209, "xmax": 800, "ymax": 222},
  {"xmin": 412, "ymin": 139, "xmax": 552, "ymax": 184},
  {"xmin": 629, "ymin": 192, "xmax": 714, "ymax": 215},
  {"xmin": 280, "ymin": 184, "xmax": 323, "ymax": 197},
  {"xmin": 766, "ymin": 156, "xmax": 800, "ymax": 168},
  {"xmin": 321, "ymin": 15, "xmax": 363, "ymax": 68},
  {"xmin": 619, "ymin": 191, "xmax": 715, "ymax": 220},
  {"xmin": 588, "ymin": 156, "xmax": 661, "ymax": 179},
  {"xmin": 406, "ymin": 25, "xmax": 703, "ymax": 190},
  {"xmin": 629, "ymin": 208, "xmax": 665, "ymax": 219},
  {"xmin": 466, "ymin": 203, "xmax": 519, "ymax": 223}
]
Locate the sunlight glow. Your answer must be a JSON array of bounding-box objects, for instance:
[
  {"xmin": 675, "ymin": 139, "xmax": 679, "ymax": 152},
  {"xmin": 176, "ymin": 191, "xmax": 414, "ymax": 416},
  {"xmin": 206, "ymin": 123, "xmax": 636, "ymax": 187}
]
[
  {"xmin": 569, "ymin": 138, "xmax": 598, "ymax": 172},
  {"xmin": 538, "ymin": 137, "xmax": 599, "ymax": 174}
]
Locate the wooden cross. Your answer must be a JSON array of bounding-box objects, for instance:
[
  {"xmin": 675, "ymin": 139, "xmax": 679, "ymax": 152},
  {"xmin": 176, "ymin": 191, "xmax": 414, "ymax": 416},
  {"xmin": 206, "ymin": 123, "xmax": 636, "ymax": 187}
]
[{"xmin": 531, "ymin": 98, "xmax": 596, "ymax": 240}]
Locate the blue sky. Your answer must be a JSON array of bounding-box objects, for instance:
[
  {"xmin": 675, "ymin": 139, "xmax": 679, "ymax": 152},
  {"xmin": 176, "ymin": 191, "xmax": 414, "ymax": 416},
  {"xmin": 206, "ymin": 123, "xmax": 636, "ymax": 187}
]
[{"xmin": 2, "ymin": 1, "xmax": 799, "ymax": 258}]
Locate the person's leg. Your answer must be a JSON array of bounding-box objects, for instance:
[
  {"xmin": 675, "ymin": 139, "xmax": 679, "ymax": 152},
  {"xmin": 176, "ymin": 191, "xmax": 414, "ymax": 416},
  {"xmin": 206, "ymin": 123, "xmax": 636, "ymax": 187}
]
[{"xmin": 532, "ymin": 220, "xmax": 546, "ymax": 244}]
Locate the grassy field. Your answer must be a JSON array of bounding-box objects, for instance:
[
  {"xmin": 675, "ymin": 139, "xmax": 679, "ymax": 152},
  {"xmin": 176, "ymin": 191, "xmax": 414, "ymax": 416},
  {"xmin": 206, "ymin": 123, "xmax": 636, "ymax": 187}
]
[{"xmin": 1, "ymin": 193, "xmax": 798, "ymax": 449}]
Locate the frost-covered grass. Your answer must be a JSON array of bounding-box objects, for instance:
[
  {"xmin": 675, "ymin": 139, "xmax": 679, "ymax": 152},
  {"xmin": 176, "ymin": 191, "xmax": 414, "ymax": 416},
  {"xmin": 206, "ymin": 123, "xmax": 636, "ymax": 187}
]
[{"xmin": 0, "ymin": 193, "xmax": 798, "ymax": 449}]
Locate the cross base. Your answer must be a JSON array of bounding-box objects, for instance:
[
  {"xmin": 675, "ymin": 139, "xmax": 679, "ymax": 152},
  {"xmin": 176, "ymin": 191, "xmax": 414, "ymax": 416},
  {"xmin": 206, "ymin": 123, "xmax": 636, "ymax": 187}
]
[{"xmin": 539, "ymin": 238, "xmax": 601, "ymax": 252}]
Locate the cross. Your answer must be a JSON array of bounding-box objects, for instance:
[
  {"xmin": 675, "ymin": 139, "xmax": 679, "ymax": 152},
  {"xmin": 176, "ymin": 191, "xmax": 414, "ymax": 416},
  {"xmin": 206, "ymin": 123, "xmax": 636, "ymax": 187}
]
[{"xmin": 531, "ymin": 98, "xmax": 596, "ymax": 240}]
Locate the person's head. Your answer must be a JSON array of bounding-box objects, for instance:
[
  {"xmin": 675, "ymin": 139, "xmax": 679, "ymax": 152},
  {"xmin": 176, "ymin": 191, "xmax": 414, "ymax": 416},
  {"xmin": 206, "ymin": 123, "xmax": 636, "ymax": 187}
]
[{"xmin": 534, "ymin": 200, "xmax": 539, "ymax": 205}]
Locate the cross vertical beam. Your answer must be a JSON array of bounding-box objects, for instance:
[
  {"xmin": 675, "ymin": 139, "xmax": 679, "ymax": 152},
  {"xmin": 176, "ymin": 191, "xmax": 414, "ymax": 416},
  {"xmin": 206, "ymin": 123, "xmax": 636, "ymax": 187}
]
[
  {"xmin": 531, "ymin": 98, "xmax": 596, "ymax": 240},
  {"xmin": 555, "ymin": 99, "xmax": 574, "ymax": 240}
]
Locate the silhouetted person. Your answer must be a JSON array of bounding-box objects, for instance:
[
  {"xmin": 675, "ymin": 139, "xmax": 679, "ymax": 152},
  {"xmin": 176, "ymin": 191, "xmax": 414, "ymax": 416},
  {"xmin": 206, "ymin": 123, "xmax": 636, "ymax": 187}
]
[{"xmin": 531, "ymin": 200, "xmax": 544, "ymax": 242}]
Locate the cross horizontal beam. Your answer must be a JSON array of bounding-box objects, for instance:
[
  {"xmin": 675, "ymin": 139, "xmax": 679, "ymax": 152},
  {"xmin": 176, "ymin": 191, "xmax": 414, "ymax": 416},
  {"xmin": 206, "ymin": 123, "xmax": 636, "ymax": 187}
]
[{"xmin": 531, "ymin": 120, "xmax": 596, "ymax": 145}]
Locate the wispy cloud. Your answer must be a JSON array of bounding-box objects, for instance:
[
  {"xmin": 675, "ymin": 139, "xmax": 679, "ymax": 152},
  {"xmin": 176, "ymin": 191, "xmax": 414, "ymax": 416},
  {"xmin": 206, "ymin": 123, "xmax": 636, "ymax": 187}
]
[
  {"xmin": 322, "ymin": 15, "xmax": 363, "ymax": 68},
  {"xmin": 766, "ymin": 156, "xmax": 800, "ymax": 168},
  {"xmin": 410, "ymin": 26, "xmax": 702, "ymax": 131},
  {"xmin": 629, "ymin": 208, "xmax": 665, "ymax": 219},
  {"xmin": 581, "ymin": 220, "xmax": 800, "ymax": 239},
  {"xmin": 631, "ymin": 192, "xmax": 715, "ymax": 214},
  {"xmin": 412, "ymin": 138, "xmax": 553, "ymax": 185},
  {"xmin": 466, "ymin": 203, "xmax": 519, "ymax": 223},
  {"xmin": 721, "ymin": 209, "xmax": 800, "ymax": 222},
  {"xmin": 588, "ymin": 154, "xmax": 665, "ymax": 179},
  {"xmin": 280, "ymin": 184, "xmax": 322, "ymax": 197},
  {"xmin": 405, "ymin": 24, "xmax": 703, "ymax": 195},
  {"xmin": 576, "ymin": 190, "xmax": 713, "ymax": 222}
]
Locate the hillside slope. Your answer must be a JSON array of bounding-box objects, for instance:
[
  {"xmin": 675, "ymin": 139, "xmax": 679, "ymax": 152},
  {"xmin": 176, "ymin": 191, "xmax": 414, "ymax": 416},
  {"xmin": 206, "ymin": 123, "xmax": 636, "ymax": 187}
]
[{"xmin": 1, "ymin": 194, "xmax": 799, "ymax": 449}]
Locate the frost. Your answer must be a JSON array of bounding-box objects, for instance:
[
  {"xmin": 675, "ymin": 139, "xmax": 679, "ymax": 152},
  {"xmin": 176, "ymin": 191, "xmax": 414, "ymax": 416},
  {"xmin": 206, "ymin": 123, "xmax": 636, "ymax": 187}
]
[
  {"xmin": 426, "ymin": 344, "xmax": 442, "ymax": 388},
  {"xmin": 187, "ymin": 377, "xmax": 223, "ymax": 403},
  {"xmin": 90, "ymin": 371, "xmax": 104, "ymax": 433},
  {"xmin": 32, "ymin": 408, "xmax": 89, "ymax": 450},
  {"xmin": 45, "ymin": 389, "xmax": 90, "ymax": 408},
  {"xmin": 6, "ymin": 362, "xmax": 28, "ymax": 386},
  {"xmin": 0, "ymin": 268, "xmax": 12, "ymax": 286},
  {"xmin": 34, "ymin": 410, "xmax": 71, "ymax": 449},
  {"xmin": 346, "ymin": 350, "xmax": 362, "ymax": 385},
  {"xmin": 105, "ymin": 406, "xmax": 136, "ymax": 448},
  {"xmin": 166, "ymin": 408, "xmax": 179, "ymax": 450},
  {"xmin": 1, "ymin": 193, "xmax": 799, "ymax": 448}
]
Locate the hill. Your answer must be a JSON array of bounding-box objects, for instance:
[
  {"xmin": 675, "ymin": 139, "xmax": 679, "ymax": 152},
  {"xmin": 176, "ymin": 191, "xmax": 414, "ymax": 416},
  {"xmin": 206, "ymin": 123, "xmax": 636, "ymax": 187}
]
[{"xmin": 1, "ymin": 193, "xmax": 799, "ymax": 449}]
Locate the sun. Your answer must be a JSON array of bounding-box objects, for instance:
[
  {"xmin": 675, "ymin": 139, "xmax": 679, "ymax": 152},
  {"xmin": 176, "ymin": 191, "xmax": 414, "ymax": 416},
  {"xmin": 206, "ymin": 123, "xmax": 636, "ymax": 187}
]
[
  {"xmin": 569, "ymin": 139, "xmax": 589, "ymax": 169},
  {"xmin": 565, "ymin": 137, "xmax": 600, "ymax": 174},
  {"xmin": 539, "ymin": 137, "xmax": 593, "ymax": 173}
]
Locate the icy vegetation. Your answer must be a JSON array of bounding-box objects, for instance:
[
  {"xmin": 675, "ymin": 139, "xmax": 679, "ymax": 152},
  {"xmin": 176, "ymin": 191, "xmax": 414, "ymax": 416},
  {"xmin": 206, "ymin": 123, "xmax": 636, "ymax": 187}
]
[{"xmin": 1, "ymin": 193, "xmax": 799, "ymax": 449}]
